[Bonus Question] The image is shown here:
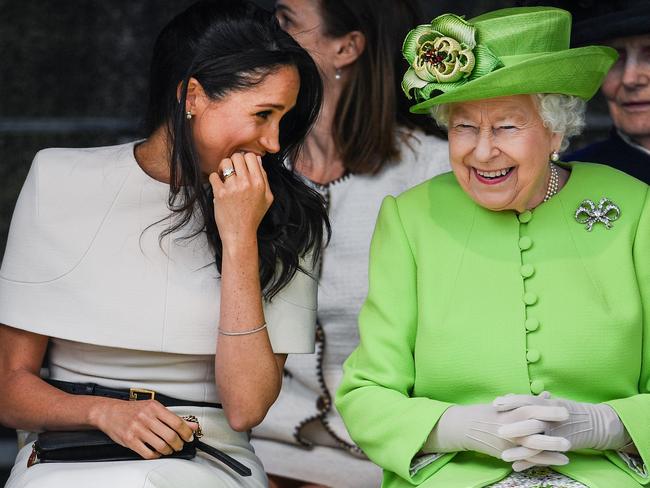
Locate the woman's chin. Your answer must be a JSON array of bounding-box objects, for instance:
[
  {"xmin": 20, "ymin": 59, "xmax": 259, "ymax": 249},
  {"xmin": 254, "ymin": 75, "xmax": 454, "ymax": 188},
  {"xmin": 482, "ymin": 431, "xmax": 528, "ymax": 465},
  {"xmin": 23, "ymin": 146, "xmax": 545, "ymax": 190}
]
[{"xmin": 466, "ymin": 181, "xmax": 515, "ymax": 211}]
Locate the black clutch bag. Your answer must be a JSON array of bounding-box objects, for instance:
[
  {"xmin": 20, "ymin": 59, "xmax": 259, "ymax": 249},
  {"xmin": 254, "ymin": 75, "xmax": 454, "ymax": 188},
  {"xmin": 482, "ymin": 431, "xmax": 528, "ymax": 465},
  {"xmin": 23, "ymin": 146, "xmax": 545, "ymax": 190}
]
[
  {"xmin": 30, "ymin": 430, "xmax": 195, "ymax": 463},
  {"xmin": 28, "ymin": 430, "xmax": 251, "ymax": 476}
]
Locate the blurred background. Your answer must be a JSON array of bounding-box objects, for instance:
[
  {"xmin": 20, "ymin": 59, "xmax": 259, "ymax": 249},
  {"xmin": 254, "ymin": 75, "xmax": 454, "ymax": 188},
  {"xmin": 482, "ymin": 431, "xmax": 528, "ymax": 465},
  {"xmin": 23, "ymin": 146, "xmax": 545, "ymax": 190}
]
[{"xmin": 0, "ymin": 0, "xmax": 610, "ymax": 484}]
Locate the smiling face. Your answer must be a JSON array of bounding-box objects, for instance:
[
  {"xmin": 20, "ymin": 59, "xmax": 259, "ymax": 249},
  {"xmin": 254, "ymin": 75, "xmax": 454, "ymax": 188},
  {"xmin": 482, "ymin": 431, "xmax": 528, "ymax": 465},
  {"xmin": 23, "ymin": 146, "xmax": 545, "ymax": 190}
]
[
  {"xmin": 447, "ymin": 95, "xmax": 563, "ymax": 213},
  {"xmin": 188, "ymin": 65, "xmax": 300, "ymax": 176},
  {"xmin": 601, "ymin": 34, "xmax": 650, "ymax": 148}
]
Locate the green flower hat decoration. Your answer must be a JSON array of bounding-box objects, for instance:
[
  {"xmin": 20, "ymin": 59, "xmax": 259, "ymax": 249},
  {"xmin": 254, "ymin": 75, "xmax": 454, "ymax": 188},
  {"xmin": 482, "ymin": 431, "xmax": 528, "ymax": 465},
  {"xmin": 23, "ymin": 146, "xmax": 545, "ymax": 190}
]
[
  {"xmin": 402, "ymin": 14, "xmax": 501, "ymax": 102},
  {"xmin": 402, "ymin": 14, "xmax": 500, "ymax": 100}
]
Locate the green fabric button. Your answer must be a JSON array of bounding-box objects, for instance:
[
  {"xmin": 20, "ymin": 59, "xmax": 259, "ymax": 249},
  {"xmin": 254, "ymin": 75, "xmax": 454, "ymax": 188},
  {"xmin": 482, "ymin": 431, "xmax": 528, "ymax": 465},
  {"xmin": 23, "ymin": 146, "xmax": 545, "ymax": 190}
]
[
  {"xmin": 525, "ymin": 318, "xmax": 540, "ymax": 331},
  {"xmin": 518, "ymin": 210, "xmax": 533, "ymax": 223},
  {"xmin": 523, "ymin": 292, "xmax": 538, "ymax": 305},
  {"xmin": 526, "ymin": 349, "xmax": 541, "ymax": 363},
  {"xmin": 530, "ymin": 380, "xmax": 545, "ymax": 394},
  {"xmin": 518, "ymin": 236, "xmax": 532, "ymax": 250},
  {"xmin": 520, "ymin": 264, "xmax": 535, "ymax": 278}
]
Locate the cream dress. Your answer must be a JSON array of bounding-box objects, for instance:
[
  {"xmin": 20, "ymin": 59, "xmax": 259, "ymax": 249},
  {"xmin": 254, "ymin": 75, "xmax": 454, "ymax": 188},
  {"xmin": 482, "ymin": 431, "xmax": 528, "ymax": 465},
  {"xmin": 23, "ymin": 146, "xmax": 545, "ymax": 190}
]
[{"xmin": 0, "ymin": 142, "xmax": 318, "ymax": 487}]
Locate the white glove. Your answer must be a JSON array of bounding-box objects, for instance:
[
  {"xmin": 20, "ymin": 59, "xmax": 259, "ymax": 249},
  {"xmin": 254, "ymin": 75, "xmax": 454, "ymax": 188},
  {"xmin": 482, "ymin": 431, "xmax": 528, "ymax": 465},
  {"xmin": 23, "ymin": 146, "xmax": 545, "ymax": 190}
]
[
  {"xmin": 423, "ymin": 402, "xmax": 571, "ymax": 469},
  {"xmin": 495, "ymin": 393, "xmax": 632, "ymax": 458}
]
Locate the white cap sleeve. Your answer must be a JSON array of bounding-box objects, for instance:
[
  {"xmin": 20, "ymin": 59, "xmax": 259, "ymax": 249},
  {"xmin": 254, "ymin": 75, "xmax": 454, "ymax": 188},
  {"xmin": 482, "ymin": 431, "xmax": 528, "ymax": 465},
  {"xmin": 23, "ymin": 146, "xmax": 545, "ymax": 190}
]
[{"xmin": 263, "ymin": 251, "xmax": 318, "ymax": 354}]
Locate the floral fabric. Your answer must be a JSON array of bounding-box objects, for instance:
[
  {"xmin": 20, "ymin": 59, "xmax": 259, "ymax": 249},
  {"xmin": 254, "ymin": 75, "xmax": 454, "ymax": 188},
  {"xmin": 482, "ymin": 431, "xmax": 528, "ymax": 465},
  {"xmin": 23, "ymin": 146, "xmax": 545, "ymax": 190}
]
[{"xmin": 488, "ymin": 467, "xmax": 587, "ymax": 488}]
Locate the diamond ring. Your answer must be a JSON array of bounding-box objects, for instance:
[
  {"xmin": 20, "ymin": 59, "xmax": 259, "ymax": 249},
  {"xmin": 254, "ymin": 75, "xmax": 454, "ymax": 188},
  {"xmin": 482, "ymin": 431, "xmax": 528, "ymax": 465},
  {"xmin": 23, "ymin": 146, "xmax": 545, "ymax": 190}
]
[{"xmin": 222, "ymin": 167, "xmax": 236, "ymax": 180}]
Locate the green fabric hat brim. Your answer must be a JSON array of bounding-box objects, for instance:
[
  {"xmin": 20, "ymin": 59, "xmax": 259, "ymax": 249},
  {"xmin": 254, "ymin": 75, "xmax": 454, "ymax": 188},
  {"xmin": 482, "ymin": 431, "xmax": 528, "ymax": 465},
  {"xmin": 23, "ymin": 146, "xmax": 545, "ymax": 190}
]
[{"xmin": 409, "ymin": 45, "xmax": 617, "ymax": 114}]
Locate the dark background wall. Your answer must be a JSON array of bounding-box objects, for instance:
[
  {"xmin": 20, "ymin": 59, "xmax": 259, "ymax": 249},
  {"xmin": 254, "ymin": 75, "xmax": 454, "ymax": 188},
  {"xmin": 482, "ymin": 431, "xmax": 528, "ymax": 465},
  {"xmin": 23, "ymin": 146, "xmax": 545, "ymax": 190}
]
[{"xmin": 0, "ymin": 1, "xmax": 609, "ymax": 484}]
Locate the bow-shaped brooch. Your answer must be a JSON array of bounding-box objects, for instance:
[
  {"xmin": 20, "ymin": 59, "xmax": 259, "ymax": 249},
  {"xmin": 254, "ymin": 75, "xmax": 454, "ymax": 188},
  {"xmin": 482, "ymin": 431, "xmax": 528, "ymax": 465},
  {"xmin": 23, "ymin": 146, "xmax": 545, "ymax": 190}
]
[{"xmin": 574, "ymin": 197, "xmax": 621, "ymax": 231}]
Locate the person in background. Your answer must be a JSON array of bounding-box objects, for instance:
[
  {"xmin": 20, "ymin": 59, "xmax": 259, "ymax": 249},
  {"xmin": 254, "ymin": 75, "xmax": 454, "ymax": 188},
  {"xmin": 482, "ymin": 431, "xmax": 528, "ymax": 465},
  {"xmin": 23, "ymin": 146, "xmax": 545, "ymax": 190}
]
[
  {"xmin": 0, "ymin": 1, "xmax": 328, "ymax": 486},
  {"xmin": 337, "ymin": 6, "xmax": 649, "ymax": 488},
  {"xmin": 250, "ymin": 1, "xmax": 449, "ymax": 487},
  {"xmin": 566, "ymin": 0, "xmax": 650, "ymax": 184}
]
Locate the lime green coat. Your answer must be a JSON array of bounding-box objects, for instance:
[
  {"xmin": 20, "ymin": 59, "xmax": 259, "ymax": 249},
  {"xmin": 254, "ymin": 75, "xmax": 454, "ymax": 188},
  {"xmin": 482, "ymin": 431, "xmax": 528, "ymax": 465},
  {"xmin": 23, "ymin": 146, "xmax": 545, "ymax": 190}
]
[{"xmin": 336, "ymin": 163, "xmax": 650, "ymax": 488}]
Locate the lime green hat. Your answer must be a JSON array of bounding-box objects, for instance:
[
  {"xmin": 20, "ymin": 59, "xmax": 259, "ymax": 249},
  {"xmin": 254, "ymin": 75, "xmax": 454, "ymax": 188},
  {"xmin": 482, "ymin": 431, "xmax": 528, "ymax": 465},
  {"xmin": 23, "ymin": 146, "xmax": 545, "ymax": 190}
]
[{"xmin": 402, "ymin": 7, "xmax": 618, "ymax": 114}]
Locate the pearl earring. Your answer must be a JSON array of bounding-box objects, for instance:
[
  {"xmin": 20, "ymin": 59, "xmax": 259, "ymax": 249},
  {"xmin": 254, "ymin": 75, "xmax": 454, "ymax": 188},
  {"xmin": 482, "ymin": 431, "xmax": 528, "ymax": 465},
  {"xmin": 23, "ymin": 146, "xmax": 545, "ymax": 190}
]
[
  {"xmin": 550, "ymin": 150, "xmax": 560, "ymax": 162},
  {"xmin": 186, "ymin": 111, "xmax": 193, "ymax": 120},
  {"xmin": 334, "ymin": 68, "xmax": 341, "ymax": 80}
]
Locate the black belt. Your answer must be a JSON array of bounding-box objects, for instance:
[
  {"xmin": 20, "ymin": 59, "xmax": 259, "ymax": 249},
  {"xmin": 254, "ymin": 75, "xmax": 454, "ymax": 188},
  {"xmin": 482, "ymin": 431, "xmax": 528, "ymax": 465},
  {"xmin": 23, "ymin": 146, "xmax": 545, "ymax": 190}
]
[{"xmin": 47, "ymin": 379, "xmax": 223, "ymax": 409}]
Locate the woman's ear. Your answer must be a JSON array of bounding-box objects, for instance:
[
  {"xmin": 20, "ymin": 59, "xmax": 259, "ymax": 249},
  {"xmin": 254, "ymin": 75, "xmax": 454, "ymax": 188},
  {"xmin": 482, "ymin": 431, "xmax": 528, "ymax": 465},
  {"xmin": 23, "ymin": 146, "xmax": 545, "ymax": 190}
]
[
  {"xmin": 551, "ymin": 131, "xmax": 564, "ymax": 153},
  {"xmin": 177, "ymin": 77, "xmax": 206, "ymax": 115},
  {"xmin": 333, "ymin": 30, "xmax": 366, "ymax": 69}
]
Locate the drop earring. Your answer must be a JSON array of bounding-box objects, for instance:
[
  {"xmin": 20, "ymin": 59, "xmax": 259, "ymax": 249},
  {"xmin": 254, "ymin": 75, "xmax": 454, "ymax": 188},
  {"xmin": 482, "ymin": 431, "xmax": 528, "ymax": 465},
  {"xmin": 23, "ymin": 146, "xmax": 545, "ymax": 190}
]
[
  {"xmin": 186, "ymin": 111, "xmax": 193, "ymax": 120},
  {"xmin": 334, "ymin": 68, "xmax": 341, "ymax": 80},
  {"xmin": 550, "ymin": 150, "xmax": 559, "ymax": 162}
]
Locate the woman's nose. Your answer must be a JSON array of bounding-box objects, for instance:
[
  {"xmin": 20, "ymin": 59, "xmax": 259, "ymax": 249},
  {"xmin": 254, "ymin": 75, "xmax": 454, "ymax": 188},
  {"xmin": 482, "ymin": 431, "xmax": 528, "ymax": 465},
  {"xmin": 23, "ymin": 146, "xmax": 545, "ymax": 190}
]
[
  {"xmin": 621, "ymin": 49, "xmax": 649, "ymax": 88},
  {"xmin": 473, "ymin": 128, "xmax": 499, "ymax": 162},
  {"xmin": 259, "ymin": 124, "xmax": 281, "ymax": 154}
]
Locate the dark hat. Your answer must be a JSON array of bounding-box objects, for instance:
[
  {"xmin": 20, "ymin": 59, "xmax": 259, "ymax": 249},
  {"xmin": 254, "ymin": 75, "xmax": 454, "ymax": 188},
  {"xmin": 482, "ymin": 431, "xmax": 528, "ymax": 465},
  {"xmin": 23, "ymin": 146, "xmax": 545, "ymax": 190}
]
[{"xmin": 570, "ymin": 0, "xmax": 650, "ymax": 46}]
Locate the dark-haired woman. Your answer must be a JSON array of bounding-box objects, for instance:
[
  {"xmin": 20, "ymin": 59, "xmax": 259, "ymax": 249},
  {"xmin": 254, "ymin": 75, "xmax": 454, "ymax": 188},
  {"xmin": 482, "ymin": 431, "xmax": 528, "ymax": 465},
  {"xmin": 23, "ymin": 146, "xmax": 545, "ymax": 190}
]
[
  {"xmin": 249, "ymin": 1, "xmax": 449, "ymax": 487},
  {"xmin": 0, "ymin": 1, "xmax": 327, "ymax": 487}
]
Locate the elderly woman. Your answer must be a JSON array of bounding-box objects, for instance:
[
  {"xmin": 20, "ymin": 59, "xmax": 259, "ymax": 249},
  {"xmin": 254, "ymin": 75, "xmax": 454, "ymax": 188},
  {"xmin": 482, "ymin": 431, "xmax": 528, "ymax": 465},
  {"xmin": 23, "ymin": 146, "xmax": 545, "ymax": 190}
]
[{"xmin": 336, "ymin": 7, "xmax": 649, "ymax": 488}]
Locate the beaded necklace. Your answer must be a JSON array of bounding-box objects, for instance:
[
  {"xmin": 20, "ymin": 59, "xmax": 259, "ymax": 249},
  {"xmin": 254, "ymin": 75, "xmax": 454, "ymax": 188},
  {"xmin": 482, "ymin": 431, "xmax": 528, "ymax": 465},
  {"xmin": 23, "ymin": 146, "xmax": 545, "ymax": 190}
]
[{"xmin": 543, "ymin": 163, "xmax": 560, "ymax": 202}]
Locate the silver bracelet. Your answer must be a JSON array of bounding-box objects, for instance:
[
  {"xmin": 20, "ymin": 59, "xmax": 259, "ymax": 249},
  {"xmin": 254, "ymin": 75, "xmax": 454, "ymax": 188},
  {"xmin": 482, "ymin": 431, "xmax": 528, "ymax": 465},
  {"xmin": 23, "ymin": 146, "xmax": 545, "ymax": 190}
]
[{"xmin": 218, "ymin": 322, "xmax": 267, "ymax": 336}]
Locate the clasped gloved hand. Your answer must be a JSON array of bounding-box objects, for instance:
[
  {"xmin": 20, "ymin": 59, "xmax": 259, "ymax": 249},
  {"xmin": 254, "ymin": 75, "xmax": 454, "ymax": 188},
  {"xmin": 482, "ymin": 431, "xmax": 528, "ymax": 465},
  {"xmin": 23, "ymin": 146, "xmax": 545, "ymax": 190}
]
[
  {"xmin": 494, "ymin": 392, "xmax": 632, "ymax": 471},
  {"xmin": 423, "ymin": 401, "xmax": 571, "ymax": 470}
]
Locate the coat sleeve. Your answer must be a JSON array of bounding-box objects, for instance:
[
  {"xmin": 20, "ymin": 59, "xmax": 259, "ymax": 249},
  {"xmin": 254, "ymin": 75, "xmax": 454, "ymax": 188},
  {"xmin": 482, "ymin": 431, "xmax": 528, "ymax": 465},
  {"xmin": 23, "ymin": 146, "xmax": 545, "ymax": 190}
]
[
  {"xmin": 335, "ymin": 196, "xmax": 455, "ymax": 484},
  {"xmin": 605, "ymin": 186, "xmax": 650, "ymax": 484}
]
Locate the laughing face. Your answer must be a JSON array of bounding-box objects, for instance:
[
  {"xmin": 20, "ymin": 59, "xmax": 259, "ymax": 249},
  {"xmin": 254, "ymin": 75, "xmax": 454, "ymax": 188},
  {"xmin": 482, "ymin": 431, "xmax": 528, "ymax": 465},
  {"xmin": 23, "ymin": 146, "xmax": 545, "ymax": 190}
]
[
  {"xmin": 447, "ymin": 95, "xmax": 563, "ymax": 213},
  {"xmin": 188, "ymin": 65, "xmax": 300, "ymax": 177}
]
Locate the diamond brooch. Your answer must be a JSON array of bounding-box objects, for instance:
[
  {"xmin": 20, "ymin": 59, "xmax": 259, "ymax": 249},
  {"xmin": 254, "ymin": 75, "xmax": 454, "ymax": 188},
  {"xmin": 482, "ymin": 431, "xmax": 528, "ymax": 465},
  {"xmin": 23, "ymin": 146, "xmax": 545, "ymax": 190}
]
[{"xmin": 575, "ymin": 197, "xmax": 621, "ymax": 231}]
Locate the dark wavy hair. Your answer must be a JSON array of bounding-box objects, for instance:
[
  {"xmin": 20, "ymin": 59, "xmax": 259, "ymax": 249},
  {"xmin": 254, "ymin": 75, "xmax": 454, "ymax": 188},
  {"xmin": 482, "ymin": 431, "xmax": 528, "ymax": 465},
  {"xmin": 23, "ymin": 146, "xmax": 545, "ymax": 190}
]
[
  {"xmin": 318, "ymin": 0, "xmax": 444, "ymax": 174},
  {"xmin": 144, "ymin": 0, "xmax": 328, "ymax": 299}
]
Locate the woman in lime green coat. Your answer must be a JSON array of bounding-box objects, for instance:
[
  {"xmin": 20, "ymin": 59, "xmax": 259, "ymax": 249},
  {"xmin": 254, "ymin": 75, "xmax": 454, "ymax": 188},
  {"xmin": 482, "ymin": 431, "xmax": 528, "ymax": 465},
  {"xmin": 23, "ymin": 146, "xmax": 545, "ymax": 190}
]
[{"xmin": 336, "ymin": 7, "xmax": 650, "ymax": 488}]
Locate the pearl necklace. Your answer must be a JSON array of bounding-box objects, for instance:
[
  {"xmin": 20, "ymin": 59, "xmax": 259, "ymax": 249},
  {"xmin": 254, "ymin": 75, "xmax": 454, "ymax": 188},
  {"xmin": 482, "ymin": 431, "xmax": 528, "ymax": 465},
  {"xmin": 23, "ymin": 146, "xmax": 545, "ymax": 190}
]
[{"xmin": 543, "ymin": 163, "xmax": 560, "ymax": 202}]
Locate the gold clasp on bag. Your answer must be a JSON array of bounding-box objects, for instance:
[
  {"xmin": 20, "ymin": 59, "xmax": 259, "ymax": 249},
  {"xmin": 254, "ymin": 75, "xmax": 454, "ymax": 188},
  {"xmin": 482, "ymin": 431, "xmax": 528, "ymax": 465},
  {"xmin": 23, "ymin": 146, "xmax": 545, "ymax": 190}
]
[
  {"xmin": 182, "ymin": 415, "xmax": 203, "ymax": 439},
  {"xmin": 129, "ymin": 388, "xmax": 156, "ymax": 401}
]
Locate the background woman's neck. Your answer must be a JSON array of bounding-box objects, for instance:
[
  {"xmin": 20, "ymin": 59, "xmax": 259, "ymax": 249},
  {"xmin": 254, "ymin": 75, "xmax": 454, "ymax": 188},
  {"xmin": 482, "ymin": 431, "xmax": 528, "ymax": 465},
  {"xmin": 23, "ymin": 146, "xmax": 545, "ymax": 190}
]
[{"xmin": 294, "ymin": 76, "xmax": 347, "ymax": 185}]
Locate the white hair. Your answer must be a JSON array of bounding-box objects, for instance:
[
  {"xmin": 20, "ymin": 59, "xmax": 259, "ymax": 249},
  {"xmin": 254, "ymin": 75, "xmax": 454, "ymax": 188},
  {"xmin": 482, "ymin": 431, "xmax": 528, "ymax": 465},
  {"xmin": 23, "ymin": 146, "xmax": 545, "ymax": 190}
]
[{"xmin": 429, "ymin": 93, "xmax": 586, "ymax": 152}]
